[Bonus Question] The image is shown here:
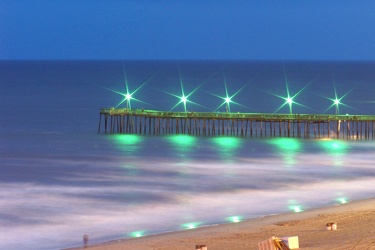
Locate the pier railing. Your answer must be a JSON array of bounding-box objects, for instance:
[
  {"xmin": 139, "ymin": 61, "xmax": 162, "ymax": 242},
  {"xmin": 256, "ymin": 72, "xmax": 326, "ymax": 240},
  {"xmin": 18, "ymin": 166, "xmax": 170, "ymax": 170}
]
[{"xmin": 98, "ymin": 108, "xmax": 375, "ymax": 140}]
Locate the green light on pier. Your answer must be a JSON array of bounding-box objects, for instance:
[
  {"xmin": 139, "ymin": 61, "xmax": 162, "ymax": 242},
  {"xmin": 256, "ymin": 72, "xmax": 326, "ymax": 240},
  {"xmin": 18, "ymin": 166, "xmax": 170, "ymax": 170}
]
[
  {"xmin": 100, "ymin": 68, "xmax": 154, "ymax": 109},
  {"xmin": 162, "ymin": 67, "xmax": 210, "ymax": 112},
  {"xmin": 181, "ymin": 95, "xmax": 187, "ymax": 104},
  {"xmin": 266, "ymin": 68, "xmax": 316, "ymax": 114},
  {"xmin": 322, "ymin": 84, "xmax": 356, "ymax": 115},
  {"xmin": 209, "ymin": 69, "xmax": 253, "ymax": 113},
  {"xmin": 286, "ymin": 97, "xmax": 293, "ymax": 104},
  {"xmin": 286, "ymin": 96, "xmax": 294, "ymax": 114}
]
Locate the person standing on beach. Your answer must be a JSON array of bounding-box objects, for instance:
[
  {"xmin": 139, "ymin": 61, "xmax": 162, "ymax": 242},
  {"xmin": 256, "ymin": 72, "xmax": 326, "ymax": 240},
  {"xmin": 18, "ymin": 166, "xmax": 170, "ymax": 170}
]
[{"xmin": 83, "ymin": 234, "xmax": 89, "ymax": 248}]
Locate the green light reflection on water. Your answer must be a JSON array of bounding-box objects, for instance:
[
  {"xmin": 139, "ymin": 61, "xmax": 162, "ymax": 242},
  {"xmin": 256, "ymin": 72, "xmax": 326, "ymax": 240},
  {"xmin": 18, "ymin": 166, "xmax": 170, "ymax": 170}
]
[
  {"xmin": 111, "ymin": 134, "xmax": 143, "ymax": 154},
  {"xmin": 111, "ymin": 135, "xmax": 144, "ymax": 174},
  {"xmin": 318, "ymin": 139, "xmax": 349, "ymax": 166},
  {"xmin": 227, "ymin": 216, "xmax": 242, "ymax": 223},
  {"xmin": 288, "ymin": 199, "xmax": 303, "ymax": 212},
  {"xmin": 318, "ymin": 139, "xmax": 348, "ymax": 154},
  {"xmin": 211, "ymin": 137, "xmax": 242, "ymax": 162},
  {"xmin": 129, "ymin": 231, "xmax": 145, "ymax": 238},
  {"xmin": 166, "ymin": 135, "xmax": 197, "ymax": 176},
  {"xmin": 120, "ymin": 164, "xmax": 139, "ymax": 176},
  {"xmin": 289, "ymin": 205, "xmax": 303, "ymax": 213},
  {"xmin": 212, "ymin": 137, "xmax": 241, "ymax": 149},
  {"xmin": 182, "ymin": 222, "xmax": 201, "ymax": 230},
  {"xmin": 336, "ymin": 197, "xmax": 349, "ymax": 204},
  {"xmin": 167, "ymin": 135, "xmax": 197, "ymax": 156},
  {"xmin": 269, "ymin": 138, "xmax": 301, "ymax": 151},
  {"xmin": 168, "ymin": 135, "xmax": 196, "ymax": 148},
  {"xmin": 211, "ymin": 137, "xmax": 243, "ymax": 177},
  {"xmin": 268, "ymin": 138, "xmax": 302, "ymax": 166}
]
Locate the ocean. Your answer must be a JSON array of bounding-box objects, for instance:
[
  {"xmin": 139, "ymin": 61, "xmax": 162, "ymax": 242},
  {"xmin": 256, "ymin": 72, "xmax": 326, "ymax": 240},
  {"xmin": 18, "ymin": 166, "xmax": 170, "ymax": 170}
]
[{"xmin": 1, "ymin": 60, "xmax": 375, "ymax": 249}]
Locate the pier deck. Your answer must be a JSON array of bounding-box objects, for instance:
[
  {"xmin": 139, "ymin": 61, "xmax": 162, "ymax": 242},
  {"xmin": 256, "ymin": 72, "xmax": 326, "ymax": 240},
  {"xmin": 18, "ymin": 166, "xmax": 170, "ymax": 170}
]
[{"xmin": 98, "ymin": 108, "xmax": 375, "ymax": 140}]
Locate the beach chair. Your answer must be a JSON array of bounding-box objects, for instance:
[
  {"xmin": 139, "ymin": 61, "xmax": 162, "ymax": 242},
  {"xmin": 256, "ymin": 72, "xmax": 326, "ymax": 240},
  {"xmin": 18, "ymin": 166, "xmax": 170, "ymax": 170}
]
[
  {"xmin": 274, "ymin": 238, "xmax": 291, "ymax": 250},
  {"xmin": 258, "ymin": 236, "xmax": 291, "ymax": 250}
]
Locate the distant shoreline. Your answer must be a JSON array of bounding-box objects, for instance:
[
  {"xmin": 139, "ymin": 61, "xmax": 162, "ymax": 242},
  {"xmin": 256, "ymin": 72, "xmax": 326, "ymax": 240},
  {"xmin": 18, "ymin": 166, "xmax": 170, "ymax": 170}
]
[{"xmin": 66, "ymin": 197, "xmax": 375, "ymax": 250}]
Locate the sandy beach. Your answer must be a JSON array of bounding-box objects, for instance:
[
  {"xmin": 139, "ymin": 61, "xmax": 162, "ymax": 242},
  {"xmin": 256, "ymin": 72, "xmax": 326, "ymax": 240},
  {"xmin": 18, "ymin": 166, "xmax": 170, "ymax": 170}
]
[{"xmin": 70, "ymin": 198, "xmax": 375, "ymax": 250}]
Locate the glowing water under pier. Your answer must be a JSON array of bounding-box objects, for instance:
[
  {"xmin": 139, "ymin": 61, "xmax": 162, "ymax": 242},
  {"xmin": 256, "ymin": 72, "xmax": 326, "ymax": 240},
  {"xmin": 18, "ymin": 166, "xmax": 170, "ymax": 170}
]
[{"xmin": 99, "ymin": 108, "xmax": 375, "ymax": 140}]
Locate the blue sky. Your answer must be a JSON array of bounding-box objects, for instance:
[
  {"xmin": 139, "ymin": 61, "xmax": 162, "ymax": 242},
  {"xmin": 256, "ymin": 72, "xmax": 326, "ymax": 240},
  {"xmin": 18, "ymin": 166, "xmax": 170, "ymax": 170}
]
[{"xmin": 1, "ymin": 0, "xmax": 375, "ymax": 60}]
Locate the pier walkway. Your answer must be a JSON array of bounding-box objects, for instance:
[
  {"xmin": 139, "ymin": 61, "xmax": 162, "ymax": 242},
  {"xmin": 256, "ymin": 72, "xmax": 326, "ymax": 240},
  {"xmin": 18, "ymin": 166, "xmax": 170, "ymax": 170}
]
[{"xmin": 98, "ymin": 108, "xmax": 375, "ymax": 140}]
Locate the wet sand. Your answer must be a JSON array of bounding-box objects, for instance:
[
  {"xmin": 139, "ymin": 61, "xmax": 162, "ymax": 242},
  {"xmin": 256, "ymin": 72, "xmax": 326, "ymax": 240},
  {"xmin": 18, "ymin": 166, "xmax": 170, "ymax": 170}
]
[{"xmin": 71, "ymin": 198, "xmax": 375, "ymax": 250}]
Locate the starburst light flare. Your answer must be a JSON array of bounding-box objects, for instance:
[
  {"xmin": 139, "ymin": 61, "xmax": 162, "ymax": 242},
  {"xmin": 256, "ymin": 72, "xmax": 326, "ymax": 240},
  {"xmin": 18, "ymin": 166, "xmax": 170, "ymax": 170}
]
[
  {"xmin": 265, "ymin": 68, "xmax": 318, "ymax": 114},
  {"xmin": 98, "ymin": 69, "xmax": 155, "ymax": 109},
  {"xmin": 322, "ymin": 83, "xmax": 356, "ymax": 115},
  {"xmin": 160, "ymin": 67, "xmax": 211, "ymax": 112},
  {"xmin": 209, "ymin": 70, "xmax": 255, "ymax": 113}
]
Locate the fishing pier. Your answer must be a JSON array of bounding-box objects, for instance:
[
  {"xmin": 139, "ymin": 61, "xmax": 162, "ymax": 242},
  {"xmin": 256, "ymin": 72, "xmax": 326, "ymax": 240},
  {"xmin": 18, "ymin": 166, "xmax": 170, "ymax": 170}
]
[{"xmin": 98, "ymin": 108, "xmax": 375, "ymax": 140}]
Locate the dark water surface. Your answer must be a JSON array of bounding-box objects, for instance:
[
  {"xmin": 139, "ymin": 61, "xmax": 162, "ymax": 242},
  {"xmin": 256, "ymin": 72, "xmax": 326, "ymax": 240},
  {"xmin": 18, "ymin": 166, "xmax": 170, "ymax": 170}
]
[{"xmin": 1, "ymin": 61, "xmax": 375, "ymax": 249}]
